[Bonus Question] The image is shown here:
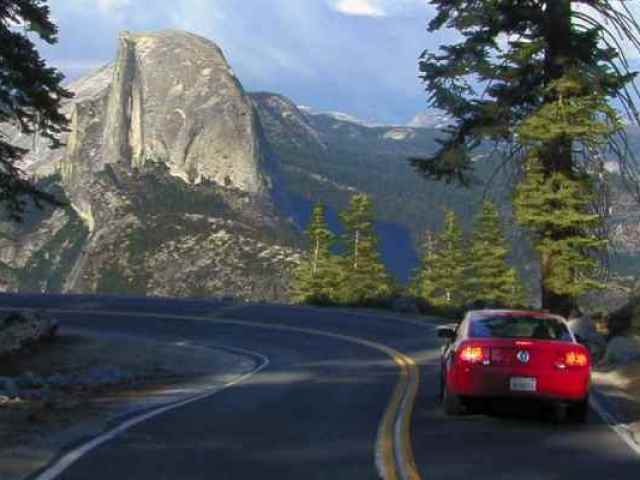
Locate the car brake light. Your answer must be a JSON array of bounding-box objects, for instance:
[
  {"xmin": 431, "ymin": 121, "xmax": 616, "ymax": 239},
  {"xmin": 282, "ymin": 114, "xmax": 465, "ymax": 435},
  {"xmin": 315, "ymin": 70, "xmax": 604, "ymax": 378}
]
[
  {"xmin": 555, "ymin": 350, "xmax": 589, "ymax": 369},
  {"xmin": 459, "ymin": 345, "xmax": 490, "ymax": 365}
]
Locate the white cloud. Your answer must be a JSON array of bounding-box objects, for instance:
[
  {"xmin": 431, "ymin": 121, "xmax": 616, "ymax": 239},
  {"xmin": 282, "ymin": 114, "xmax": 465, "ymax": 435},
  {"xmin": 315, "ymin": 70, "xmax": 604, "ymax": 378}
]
[
  {"xmin": 332, "ymin": 0, "xmax": 386, "ymax": 17},
  {"xmin": 329, "ymin": 0, "xmax": 425, "ymax": 17}
]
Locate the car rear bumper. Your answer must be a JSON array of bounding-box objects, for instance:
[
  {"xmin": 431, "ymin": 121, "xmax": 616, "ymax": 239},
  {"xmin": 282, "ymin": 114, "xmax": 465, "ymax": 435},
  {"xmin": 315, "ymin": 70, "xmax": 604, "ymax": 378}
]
[{"xmin": 448, "ymin": 365, "xmax": 590, "ymax": 401}]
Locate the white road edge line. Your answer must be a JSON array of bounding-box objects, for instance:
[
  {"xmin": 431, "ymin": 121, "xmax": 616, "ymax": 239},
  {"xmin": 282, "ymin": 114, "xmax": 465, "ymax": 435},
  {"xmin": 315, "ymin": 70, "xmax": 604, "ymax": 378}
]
[
  {"xmin": 590, "ymin": 391, "xmax": 640, "ymax": 457},
  {"xmin": 3, "ymin": 305, "xmax": 419, "ymax": 480},
  {"xmin": 33, "ymin": 345, "xmax": 270, "ymax": 480}
]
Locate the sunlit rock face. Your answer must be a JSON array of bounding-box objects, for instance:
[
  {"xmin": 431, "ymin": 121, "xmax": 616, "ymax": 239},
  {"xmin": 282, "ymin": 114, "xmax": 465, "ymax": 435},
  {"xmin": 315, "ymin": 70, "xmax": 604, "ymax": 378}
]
[
  {"xmin": 59, "ymin": 31, "xmax": 267, "ymax": 220},
  {"xmin": 0, "ymin": 31, "xmax": 298, "ymax": 302}
]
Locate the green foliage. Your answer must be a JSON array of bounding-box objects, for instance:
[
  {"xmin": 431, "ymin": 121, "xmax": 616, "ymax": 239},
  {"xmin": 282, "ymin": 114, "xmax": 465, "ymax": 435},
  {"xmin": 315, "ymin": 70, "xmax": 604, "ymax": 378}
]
[
  {"xmin": 291, "ymin": 203, "xmax": 341, "ymax": 303},
  {"xmin": 1, "ymin": 1, "xmax": 72, "ymax": 220},
  {"xmin": 291, "ymin": 195, "xmax": 392, "ymax": 306},
  {"xmin": 415, "ymin": 1, "xmax": 639, "ymax": 313},
  {"xmin": 468, "ymin": 201, "xmax": 525, "ymax": 306},
  {"xmin": 517, "ymin": 72, "xmax": 623, "ymax": 149},
  {"xmin": 96, "ymin": 263, "xmax": 134, "ymax": 295},
  {"xmin": 415, "ymin": 1, "xmax": 635, "ymax": 185},
  {"xmin": 415, "ymin": 210, "xmax": 468, "ymax": 308},
  {"xmin": 413, "ymin": 205, "xmax": 525, "ymax": 308},
  {"xmin": 514, "ymin": 159, "xmax": 606, "ymax": 299},
  {"xmin": 337, "ymin": 194, "xmax": 393, "ymax": 304}
]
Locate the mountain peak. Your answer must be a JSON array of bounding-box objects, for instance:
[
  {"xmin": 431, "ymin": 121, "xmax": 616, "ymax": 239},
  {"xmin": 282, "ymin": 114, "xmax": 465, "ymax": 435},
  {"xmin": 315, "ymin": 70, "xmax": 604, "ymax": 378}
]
[{"xmin": 61, "ymin": 29, "xmax": 267, "ymax": 207}]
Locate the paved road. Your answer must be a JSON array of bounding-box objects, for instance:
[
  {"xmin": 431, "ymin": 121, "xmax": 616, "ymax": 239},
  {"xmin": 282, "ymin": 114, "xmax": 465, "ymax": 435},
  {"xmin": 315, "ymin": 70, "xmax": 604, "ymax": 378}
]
[{"xmin": 2, "ymin": 294, "xmax": 640, "ymax": 479}]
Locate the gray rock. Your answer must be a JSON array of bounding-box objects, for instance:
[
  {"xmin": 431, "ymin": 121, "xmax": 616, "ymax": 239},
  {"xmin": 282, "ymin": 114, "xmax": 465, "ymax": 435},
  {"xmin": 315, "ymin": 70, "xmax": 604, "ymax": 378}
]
[
  {"xmin": 0, "ymin": 31, "xmax": 302, "ymax": 302},
  {"xmin": 0, "ymin": 377, "xmax": 19, "ymax": 398},
  {"xmin": 604, "ymin": 336, "xmax": 640, "ymax": 365},
  {"xmin": 568, "ymin": 315, "xmax": 607, "ymax": 361},
  {"xmin": 0, "ymin": 311, "xmax": 59, "ymax": 356},
  {"xmin": 57, "ymin": 30, "xmax": 269, "ymax": 224}
]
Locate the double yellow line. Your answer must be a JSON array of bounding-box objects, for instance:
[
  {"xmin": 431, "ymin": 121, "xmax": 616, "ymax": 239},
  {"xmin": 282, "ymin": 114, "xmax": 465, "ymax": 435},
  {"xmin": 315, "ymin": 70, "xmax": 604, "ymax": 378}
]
[
  {"xmin": 378, "ymin": 350, "xmax": 421, "ymax": 480},
  {"xmin": 1, "ymin": 307, "xmax": 422, "ymax": 480}
]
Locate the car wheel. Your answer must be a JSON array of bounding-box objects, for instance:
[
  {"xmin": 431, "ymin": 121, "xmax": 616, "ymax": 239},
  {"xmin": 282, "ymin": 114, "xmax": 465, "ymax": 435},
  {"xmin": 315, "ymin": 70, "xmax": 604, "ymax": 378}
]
[
  {"xmin": 569, "ymin": 397, "xmax": 589, "ymax": 424},
  {"xmin": 443, "ymin": 381, "xmax": 463, "ymax": 415}
]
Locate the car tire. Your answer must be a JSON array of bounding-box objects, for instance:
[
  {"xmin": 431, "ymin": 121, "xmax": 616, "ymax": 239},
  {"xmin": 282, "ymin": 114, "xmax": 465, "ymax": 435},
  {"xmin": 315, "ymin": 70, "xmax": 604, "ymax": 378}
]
[
  {"xmin": 569, "ymin": 397, "xmax": 589, "ymax": 424},
  {"xmin": 443, "ymin": 382, "xmax": 463, "ymax": 415}
]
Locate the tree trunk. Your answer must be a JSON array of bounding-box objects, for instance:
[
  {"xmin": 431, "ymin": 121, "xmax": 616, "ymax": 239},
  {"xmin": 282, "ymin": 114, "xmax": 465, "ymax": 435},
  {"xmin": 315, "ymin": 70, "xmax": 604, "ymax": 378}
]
[
  {"xmin": 354, "ymin": 230, "xmax": 360, "ymax": 270},
  {"xmin": 541, "ymin": 0, "xmax": 574, "ymax": 316},
  {"xmin": 313, "ymin": 238, "xmax": 319, "ymax": 275}
]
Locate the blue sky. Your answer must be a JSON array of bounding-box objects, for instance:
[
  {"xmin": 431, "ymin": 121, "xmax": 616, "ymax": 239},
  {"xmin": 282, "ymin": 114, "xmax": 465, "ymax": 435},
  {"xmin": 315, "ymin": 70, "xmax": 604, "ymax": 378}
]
[
  {"xmin": 39, "ymin": 0, "xmax": 450, "ymax": 125},
  {"xmin": 40, "ymin": 1, "xmax": 640, "ymax": 125}
]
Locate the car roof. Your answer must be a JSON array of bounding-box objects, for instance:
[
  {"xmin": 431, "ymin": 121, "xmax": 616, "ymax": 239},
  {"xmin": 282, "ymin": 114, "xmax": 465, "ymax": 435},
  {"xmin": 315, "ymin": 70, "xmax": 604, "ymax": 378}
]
[{"xmin": 466, "ymin": 309, "xmax": 567, "ymax": 323}]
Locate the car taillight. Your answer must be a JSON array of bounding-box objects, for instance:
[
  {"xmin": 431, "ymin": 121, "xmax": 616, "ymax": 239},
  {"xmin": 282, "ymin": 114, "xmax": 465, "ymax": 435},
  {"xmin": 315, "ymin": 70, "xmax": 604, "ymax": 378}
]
[
  {"xmin": 555, "ymin": 350, "xmax": 589, "ymax": 369},
  {"xmin": 459, "ymin": 345, "xmax": 490, "ymax": 365}
]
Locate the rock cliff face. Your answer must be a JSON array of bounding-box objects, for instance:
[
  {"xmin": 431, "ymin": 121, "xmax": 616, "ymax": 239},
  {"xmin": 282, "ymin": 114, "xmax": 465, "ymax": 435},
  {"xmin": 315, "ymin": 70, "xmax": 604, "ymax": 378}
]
[
  {"xmin": 0, "ymin": 31, "xmax": 297, "ymax": 302},
  {"xmin": 59, "ymin": 31, "xmax": 267, "ymax": 226}
]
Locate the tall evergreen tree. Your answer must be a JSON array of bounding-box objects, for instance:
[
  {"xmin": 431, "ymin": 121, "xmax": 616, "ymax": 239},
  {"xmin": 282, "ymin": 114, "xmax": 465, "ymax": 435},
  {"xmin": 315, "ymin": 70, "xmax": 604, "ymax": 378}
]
[
  {"xmin": 291, "ymin": 203, "xmax": 340, "ymax": 303},
  {"xmin": 417, "ymin": 209, "xmax": 467, "ymax": 308},
  {"xmin": 468, "ymin": 201, "xmax": 525, "ymax": 306},
  {"xmin": 1, "ymin": 0, "xmax": 72, "ymax": 220},
  {"xmin": 413, "ymin": 0, "xmax": 640, "ymax": 315},
  {"xmin": 514, "ymin": 159, "xmax": 606, "ymax": 303},
  {"xmin": 337, "ymin": 194, "xmax": 391, "ymax": 304}
]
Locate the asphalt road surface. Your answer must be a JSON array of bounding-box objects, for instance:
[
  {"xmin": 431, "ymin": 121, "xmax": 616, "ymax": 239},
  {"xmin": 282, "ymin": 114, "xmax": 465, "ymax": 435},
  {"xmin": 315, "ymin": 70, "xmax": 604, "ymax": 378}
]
[{"xmin": 2, "ymin": 294, "xmax": 640, "ymax": 480}]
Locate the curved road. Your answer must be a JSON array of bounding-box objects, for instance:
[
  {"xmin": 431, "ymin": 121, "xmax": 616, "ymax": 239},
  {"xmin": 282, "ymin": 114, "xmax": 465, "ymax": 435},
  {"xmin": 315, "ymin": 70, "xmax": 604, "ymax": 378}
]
[{"xmin": 1, "ymin": 294, "xmax": 639, "ymax": 479}]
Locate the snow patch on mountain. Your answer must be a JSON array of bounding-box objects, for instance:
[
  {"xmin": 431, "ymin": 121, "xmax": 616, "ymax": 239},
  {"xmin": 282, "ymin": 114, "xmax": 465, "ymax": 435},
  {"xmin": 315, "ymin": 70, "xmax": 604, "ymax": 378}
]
[{"xmin": 408, "ymin": 109, "xmax": 453, "ymax": 129}]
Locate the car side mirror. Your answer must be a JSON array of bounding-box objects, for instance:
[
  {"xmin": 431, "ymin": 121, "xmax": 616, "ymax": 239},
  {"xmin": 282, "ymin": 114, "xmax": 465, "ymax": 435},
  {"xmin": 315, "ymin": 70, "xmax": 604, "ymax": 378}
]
[{"xmin": 437, "ymin": 326, "xmax": 456, "ymax": 340}]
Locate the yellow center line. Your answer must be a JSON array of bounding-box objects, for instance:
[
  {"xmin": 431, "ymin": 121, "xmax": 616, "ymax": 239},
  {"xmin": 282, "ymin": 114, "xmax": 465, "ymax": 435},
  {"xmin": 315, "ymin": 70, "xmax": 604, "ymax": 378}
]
[{"xmin": 0, "ymin": 306, "xmax": 423, "ymax": 480}]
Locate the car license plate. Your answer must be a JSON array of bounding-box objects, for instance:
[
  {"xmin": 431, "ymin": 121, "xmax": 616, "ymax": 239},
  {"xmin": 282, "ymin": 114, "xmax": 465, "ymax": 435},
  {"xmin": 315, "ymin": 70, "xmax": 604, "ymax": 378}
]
[{"xmin": 510, "ymin": 377, "xmax": 537, "ymax": 392}]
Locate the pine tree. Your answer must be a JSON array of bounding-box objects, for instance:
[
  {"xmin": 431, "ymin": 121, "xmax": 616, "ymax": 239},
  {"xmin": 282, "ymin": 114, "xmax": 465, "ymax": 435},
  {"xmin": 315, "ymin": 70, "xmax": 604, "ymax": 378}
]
[
  {"xmin": 337, "ymin": 194, "xmax": 391, "ymax": 304},
  {"xmin": 1, "ymin": 1, "xmax": 72, "ymax": 220},
  {"xmin": 505, "ymin": 268, "xmax": 527, "ymax": 307},
  {"xmin": 514, "ymin": 158, "xmax": 606, "ymax": 304},
  {"xmin": 291, "ymin": 203, "xmax": 340, "ymax": 304},
  {"xmin": 413, "ymin": 1, "xmax": 640, "ymax": 315},
  {"xmin": 468, "ymin": 201, "xmax": 525, "ymax": 307},
  {"xmin": 417, "ymin": 209, "xmax": 467, "ymax": 308}
]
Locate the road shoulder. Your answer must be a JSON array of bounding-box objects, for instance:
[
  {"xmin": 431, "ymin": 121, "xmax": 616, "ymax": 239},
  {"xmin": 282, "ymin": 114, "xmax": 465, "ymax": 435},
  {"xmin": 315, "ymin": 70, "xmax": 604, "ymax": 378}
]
[
  {"xmin": 0, "ymin": 327, "xmax": 255, "ymax": 480},
  {"xmin": 592, "ymin": 356, "xmax": 640, "ymax": 453}
]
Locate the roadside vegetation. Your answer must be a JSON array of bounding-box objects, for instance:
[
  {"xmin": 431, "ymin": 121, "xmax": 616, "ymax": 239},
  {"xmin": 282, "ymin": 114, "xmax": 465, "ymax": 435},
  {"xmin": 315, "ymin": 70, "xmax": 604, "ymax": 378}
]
[
  {"xmin": 291, "ymin": 195, "xmax": 393, "ymax": 306},
  {"xmin": 0, "ymin": 0, "xmax": 71, "ymax": 221},
  {"xmin": 292, "ymin": 196, "xmax": 525, "ymax": 315},
  {"xmin": 412, "ymin": 1, "xmax": 640, "ymax": 317}
]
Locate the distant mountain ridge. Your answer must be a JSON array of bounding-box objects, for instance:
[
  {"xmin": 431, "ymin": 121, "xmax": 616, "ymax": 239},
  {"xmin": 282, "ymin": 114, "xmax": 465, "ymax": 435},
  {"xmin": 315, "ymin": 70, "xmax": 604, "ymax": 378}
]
[{"xmin": 0, "ymin": 30, "xmax": 638, "ymax": 299}]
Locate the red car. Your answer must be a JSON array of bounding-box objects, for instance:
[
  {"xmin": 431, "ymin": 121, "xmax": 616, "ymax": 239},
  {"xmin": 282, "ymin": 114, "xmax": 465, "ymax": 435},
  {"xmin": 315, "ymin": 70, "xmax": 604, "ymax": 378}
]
[{"xmin": 438, "ymin": 309, "xmax": 591, "ymax": 422}]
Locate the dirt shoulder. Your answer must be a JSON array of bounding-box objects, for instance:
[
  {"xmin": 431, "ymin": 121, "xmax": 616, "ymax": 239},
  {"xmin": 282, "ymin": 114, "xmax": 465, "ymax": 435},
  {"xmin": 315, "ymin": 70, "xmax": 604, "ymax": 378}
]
[
  {"xmin": 592, "ymin": 342, "xmax": 640, "ymax": 449},
  {"xmin": 0, "ymin": 327, "xmax": 255, "ymax": 480}
]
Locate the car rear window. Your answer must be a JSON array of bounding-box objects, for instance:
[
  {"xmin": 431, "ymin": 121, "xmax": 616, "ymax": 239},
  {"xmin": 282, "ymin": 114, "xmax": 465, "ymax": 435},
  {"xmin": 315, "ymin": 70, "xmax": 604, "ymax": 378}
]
[{"xmin": 469, "ymin": 315, "xmax": 572, "ymax": 341}]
